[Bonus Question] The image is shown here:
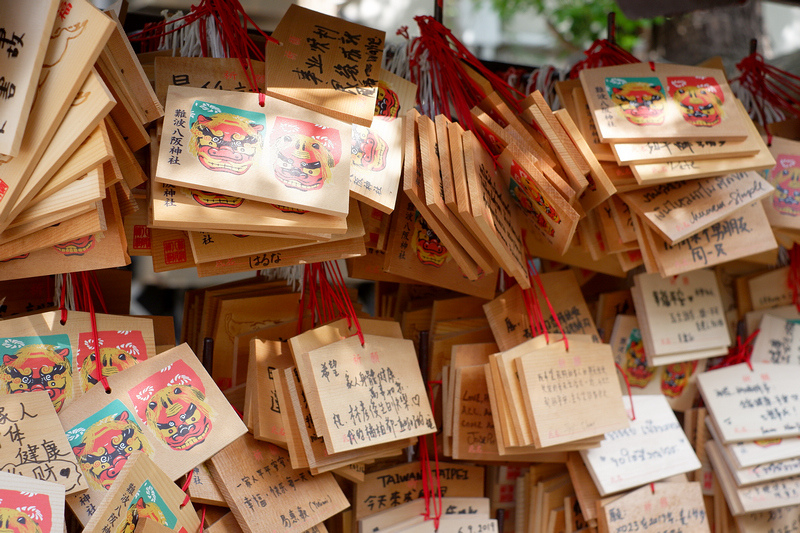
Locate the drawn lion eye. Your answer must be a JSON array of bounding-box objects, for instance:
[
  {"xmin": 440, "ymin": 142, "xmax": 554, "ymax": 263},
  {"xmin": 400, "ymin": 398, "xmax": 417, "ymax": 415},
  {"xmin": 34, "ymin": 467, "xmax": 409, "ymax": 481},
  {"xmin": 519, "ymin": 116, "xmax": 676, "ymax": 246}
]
[
  {"xmin": 118, "ymin": 353, "xmax": 126, "ymax": 361},
  {"xmin": 312, "ymin": 143, "xmax": 320, "ymax": 150}
]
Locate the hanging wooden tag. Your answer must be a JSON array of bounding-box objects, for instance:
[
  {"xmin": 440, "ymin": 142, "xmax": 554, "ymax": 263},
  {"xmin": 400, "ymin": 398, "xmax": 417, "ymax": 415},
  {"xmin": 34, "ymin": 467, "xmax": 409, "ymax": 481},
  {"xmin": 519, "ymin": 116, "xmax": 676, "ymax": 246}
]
[
  {"xmin": 610, "ymin": 315, "xmax": 705, "ymax": 412},
  {"xmin": 706, "ymin": 439, "xmax": 800, "ymax": 515},
  {"xmin": 60, "ymin": 344, "xmax": 247, "ymax": 523},
  {"xmin": 627, "ymin": 125, "xmax": 775, "ymax": 186},
  {"xmin": 723, "ymin": 432, "xmax": 800, "ymax": 471},
  {"xmin": 0, "ymin": 0, "xmax": 60, "ymax": 157},
  {"xmin": 496, "ymin": 146, "xmax": 579, "ymax": 255},
  {"xmin": 0, "ymin": 470, "xmax": 65, "ymax": 533},
  {"xmin": 599, "ymin": 482, "xmax": 710, "ymax": 533},
  {"xmin": 83, "ymin": 451, "xmax": 200, "ymax": 533},
  {"xmin": 761, "ymin": 136, "xmax": 800, "ymax": 230},
  {"xmin": 299, "ymin": 334, "xmax": 435, "ymax": 454},
  {"xmin": 0, "ymin": 193, "xmax": 130, "ymax": 281},
  {"xmin": 748, "ymin": 267, "xmax": 792, "ymax": 311},
  {"xmin": 187, "ymin": 461, "xmax": 226, "ymax": 506},
  {"xmin": 632, "ymin": 270, "xmax": 730, "ymax": 364},
  {"xmin": 697, "ymin": 363, "xmax": 800, "ymax": 443},
  {"xmin": 596, "ymin": 199, "xmax": 637, "ymax": 254},
  {"xmin": 0, "ymin": 310, "xmax": 155, "ymax": 412},
  {"xmin": 249, "ymin": 339, "xmax": 293, "ymax": 446},
  {"xmin": 483, "ymin": 272, "xmax": 599, "ymax": 352},
  {"xmin": 0, "ymin": 0, "xmax": 114, "ymax": 231},
  {"xmin": 150, "ymin": 182, "xmax": 347, "ymax": 235},
  {"xmin": 580, "ymin": 395, "xmax": 701, "ymax": 496},
  {"xmin": 353, "ymin": 460, "xmax": 485, "ymax": 520},
  {"xmin": 579, "ymin": 63, "xmax": 749, "ymax": 143},
  {"xmin": 570, "ymin": 84, "xmax": 615, "ymax": 162},
  {"xmin": 462, "ymin": 131, "xmax": 529, "ymax": 287},
  {"xmin": 382, "ymin": 192, "xmax": 498, "ymax": 300},
  {"xmin": 452, "ymin": 364, "xmax": 498, "ymax": 460},
  {"xmin": 156, "ymin": 85, "xmax": 352, "ymax": 217},
  {"xmin": 207, "ymin": 433, "xmax": 348, "ymax": 533},
  {"xmin": 154, "ymin": 57, "xmax": 266, "ymax": 107},
  {"xmin": 515, "ymin": 339, "xmax": 629, "ymax": 448},
  {"xmin": 750, "ymin": 314, "xmax": 800, "ymax": 364},
  {"xmin": 612, "ymin": 135, "xmax": 761, "ymax": 166},
  {"xmin": 0, "ymin": 390, "xmax": 85, "ymax": 493},
  {"xmin": 265, "ymin": 4, "xmax": 384, "ymax": 126},
  {"xmin": 621, "ymin": 171, "xmax": 773, "ymax": 245},
  {"xmin": 644, "ymin": 201, "xmax": 777, "ymax": 277},
  {"xmin": 418, "ymin": 114, "xmax": 497, "ymax": 275},
  {"xmin": 350, "ymin": 69, "xmax": 415, "ymax": 213},
  {"xmin": 736, "ymin": 507, "xmax": 800, "ymax": 533}
]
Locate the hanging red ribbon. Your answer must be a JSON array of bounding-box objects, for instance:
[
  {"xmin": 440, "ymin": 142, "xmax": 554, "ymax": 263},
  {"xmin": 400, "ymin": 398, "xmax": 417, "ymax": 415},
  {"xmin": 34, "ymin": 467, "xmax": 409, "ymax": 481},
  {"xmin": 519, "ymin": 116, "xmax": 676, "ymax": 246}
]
[
  {"xmin": 180, "ymin": 468, "xmax": 195, "ymax": 507},
  {"xmin": 76, "ymin": 271, "xmax": 111, "ymax": 393},
  {"xmin": 567, "ymin": 38, "xmax": 640, "ymax": 80},
  {"xmin": 732, "ymin": 51, "xmax": 800, "ymax": 145},
  {"xmin": 708, "ymin": 329, "xmax": 759, "ymax": 372},
  {"xmin": 526, "ymin": 260, "xmax": 568, "ymax": 350},
  {"xmin": 419, "ymin": 381, "xmax": 443, "ymax": 528}
]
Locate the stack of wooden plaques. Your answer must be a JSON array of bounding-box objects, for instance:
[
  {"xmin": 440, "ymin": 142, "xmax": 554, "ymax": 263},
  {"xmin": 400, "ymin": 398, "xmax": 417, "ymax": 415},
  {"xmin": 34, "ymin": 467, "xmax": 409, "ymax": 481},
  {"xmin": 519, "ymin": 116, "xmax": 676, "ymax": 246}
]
[
  {"xmin": 0, "ymin": 1, "xmax": 161, "ymax": 281},
  {"xmin": 697, "ymin": 363, "xmax": 800, "ymax": 516}
]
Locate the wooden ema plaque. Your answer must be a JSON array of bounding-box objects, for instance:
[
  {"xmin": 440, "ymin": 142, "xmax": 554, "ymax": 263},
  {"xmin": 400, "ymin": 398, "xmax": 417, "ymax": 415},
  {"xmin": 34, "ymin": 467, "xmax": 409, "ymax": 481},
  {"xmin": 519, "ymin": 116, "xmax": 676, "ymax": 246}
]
[
  {"xmin": 706, "ymin": 439, "xmax": 800, "ymax": 515},
  {"xmin": 0, "ymin": 390, "xmax": 85, "ymax": 493},
  {"xmin": 609, "ymin": 315, "xmax": 705, "ymax": 413},
  {"xmin": 579, "ymin": 63, "xmax": 749, "ymax": 143},
  {"xmin": 417, "ymin": 113, "xmax": 498, "ymax": 274},
  {"xmin": 761, "ymin": 136, "xmax": 800, "ymax": 230},
  {"xmin": 697, "ymin": 363, "xmax": 800, "ymax": 443},
  {"xmin": 736, "ymin": 506, "xmax": 800, "ymax": 533},
  {"xmin": 404, "ymin": 110, "xmax": 482, "ymax": 280},
  {"xmin": 349, "ymin": 69, "xmax": 416, "ymax": 213},
  {"xmin": 611, "ymin": 136, "xmax": 761, "ymax": 165},
  {"xmin": 0, "ymin": 0, "xmax": 60, "ymax": 156},
  {"xmin": 154, "ymin": 57, "xmax": 266, "ymax": 107},
  {"xmin": 353, "ymin": 460, "xmax": 485, "ymax": 520},
  {"xmin": 0, "ymin": 0, "xmax": 114, "ymax": 231},
  {"xmin": 156, "ymin": 85, "xmax": 352, "ymax": 217},
  {"xmin": 483, "ymin": 272, "xmax": 599, "ymax": 352},
  {"xmin": 620, "ymin": 171, "xmax": 774, "ymax": 245},
  {"xmin": 382, "ymin": 192, "xmax": 498, "ymax": 300},
  {"xmin": 0, "ymin": 310, "xmax": 156, "ymax": 412},
  {"xmin": 207, "ymin": 433, "xmax": 348, "ymax": 533},
  {"xmin": 83, "ymin": 452, "xmax": 200, "ymax": 533},
  {"xmin": 515, "ymin": 339, "xmax": 629, "ymax": 448},
  {"xmin": 496, "ymin": 147, "xmax": 579, "ymax": 255},
  {"xmin": 750, "ymin": 314, "xmax": 800, "ymax": 365},
  {"xmin": 299, "ymin": 334, "xmax": 435, "ymax": 454},
  {"xmin": 462, "ymin": 131, "xmax": 529, "ymax": 288},
  {"xmin": 580, "ymin": 395, "xmax": 701, "ymax": 496},
  {"xmin": 632, "ymin": 270, "xmax": 730, "ymax": 364},
  {"xmin": 598, "ymin": 482, "xmax": 710, "ymax": 533},
  {"xmin": 265, "ymin": 4, "xmax": 385, "ymax": 127},
  {"xmin": 0, "ymin": 470, "xmax": 65, "ymax": 533}
]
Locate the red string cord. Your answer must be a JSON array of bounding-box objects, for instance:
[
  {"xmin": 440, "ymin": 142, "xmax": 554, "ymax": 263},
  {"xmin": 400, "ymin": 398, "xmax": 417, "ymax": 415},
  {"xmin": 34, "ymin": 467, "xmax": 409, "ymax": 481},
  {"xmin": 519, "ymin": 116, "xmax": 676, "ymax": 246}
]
[
  {"xmin": 331, "ymin": 261, "xmax": 364, "ymax": 345},
  {"xmin": 59, "ymin": 274, "xmax": 68, "ymax": 325},
  {"xmin": 708, "ymin": 329, "xmax": 759, "ymax": 372},
  {"xmin": 180, "ymin": 468, "xmax": 195, "ymax": 507},
  {"xmin": 732, "ymin": 52, "xmax": 800, "ymax": 144},
  {"xmin": 79, "ymin": 272, "xmax": 111, "ymax": 393},
  {"xmin": 526, "ymin": 260, "xmax": 568, "ymax": 350},
  {"xmin": 614, "ymin": 362, "xmax": 636, "ymax": 421},
  {"xmin": 567, "ymin": 39, "xmax": 640, "ymax": 79},
  {"xmin": 198, "ymin": 505, "xmax": 206, "ymax": 533},
  {"xmin": 419, "ymin": 381, "xmax": 443, "ymax": 528}
]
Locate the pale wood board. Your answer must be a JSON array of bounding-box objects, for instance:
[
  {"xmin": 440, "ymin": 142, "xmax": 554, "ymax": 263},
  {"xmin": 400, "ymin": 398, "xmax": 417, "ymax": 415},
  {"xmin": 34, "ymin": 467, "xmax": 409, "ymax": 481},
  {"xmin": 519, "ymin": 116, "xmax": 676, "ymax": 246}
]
[
  {"xmin": 207, "ymin": 433, "xmax": 349, "ymax": 533},
  {"xmin": 0, "ymin": 0, "xmax": 60, "ymax": 156},
  {"xmin": 0, "ymin": 0, "xmax": 114, "ymax": 231},
  {"xmin": 265, "ymin": 3, "xmax": 384, "ymax": 127},
  {"xmin": 580, "ymin": 395, "xmax": 701, "ymax": 496}
]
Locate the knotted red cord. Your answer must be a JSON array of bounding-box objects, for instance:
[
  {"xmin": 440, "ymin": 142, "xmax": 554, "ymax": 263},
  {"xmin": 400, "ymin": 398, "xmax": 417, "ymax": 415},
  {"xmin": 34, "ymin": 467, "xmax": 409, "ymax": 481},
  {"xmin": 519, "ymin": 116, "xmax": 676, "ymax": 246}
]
[
  {"xmin": 404, "ymin": 16, "xmax": 523, "ymax": 129},
  {"xmin": 567, "ymin": 39, "xmax": 640, "ymax": 79},
  {"xmin": 708, "ymin": 329, "xmax": 759, "ymax": 372},
  {"xmin": 521, "ymin": 277, "xmax": 548, "ymax": 343},
  {"xmin": 527, "ymin": 260, "xmax": 568, "ymax": 350},
  {"xmin": 78, "ymin": 271, "xmax": 111, "ymax": 393},
  {"xmin": 733, "ymin": 51, "xmax": 800, "ymax": 145},
  {"xmin": 419, "ymin": 381, "xmax": 443, "ymax": 528},
  {"xmin": 59, "ymin": 274, "xmax": 69, "ymax": 325}
]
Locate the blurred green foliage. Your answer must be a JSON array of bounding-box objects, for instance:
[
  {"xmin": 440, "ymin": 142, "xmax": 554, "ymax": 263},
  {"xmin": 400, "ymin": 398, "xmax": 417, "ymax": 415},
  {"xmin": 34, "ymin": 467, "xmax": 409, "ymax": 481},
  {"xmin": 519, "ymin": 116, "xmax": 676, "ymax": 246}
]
[{"xmin": 484, "ymin": 0, "xmax": 659, "ymax": 52}]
